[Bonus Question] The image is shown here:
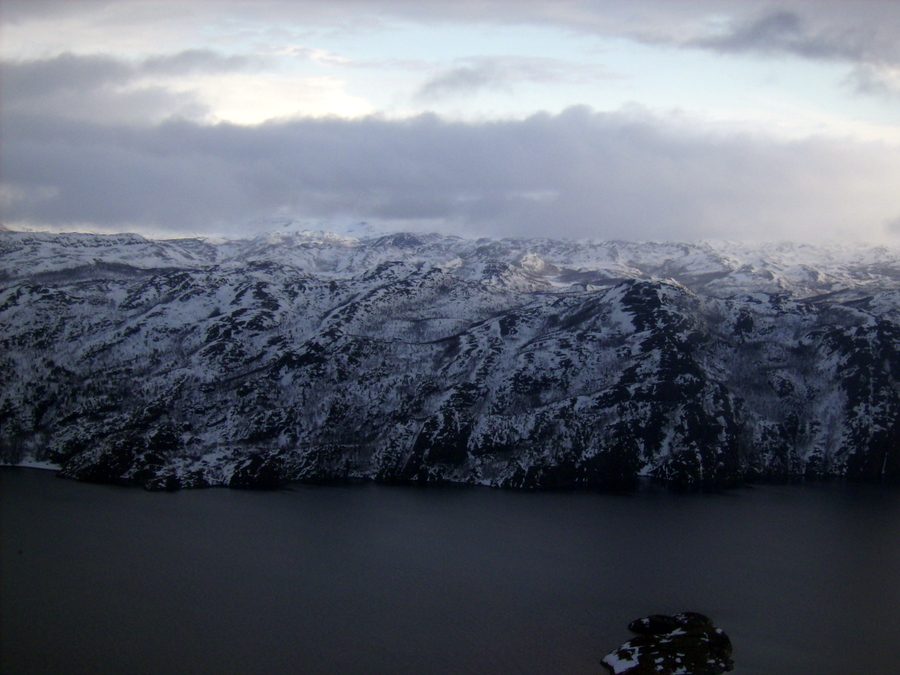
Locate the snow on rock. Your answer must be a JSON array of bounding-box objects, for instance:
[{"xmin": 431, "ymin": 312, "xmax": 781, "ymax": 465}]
[
  {"xmin": 602, "ymin": 613, "xmax": 734, "ymax": 674},
  {"xmin": 1, "ymin": 229, "xmax": 899, "ymax": 490}
]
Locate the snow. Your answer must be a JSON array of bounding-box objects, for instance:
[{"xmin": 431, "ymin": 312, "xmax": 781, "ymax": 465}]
[
  {"xmin": 4, "ymin": 459, "xmax": 61, "ymax": 470},
  {"xmin": 2, "ymin": 227, "xmax": 899, "ymax": 488},
  {"xmin": 601, "ymin": 651, "xmax": 639, "ymax": 673}
]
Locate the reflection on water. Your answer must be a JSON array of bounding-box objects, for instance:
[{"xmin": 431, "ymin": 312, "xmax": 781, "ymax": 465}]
[{"xmin": 3, "ymin": 468, "xmax": 900, "ymax": 674}]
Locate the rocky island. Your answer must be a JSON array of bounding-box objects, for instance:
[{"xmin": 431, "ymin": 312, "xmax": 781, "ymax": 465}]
[{"xmin": 602, "ymin": 613, "xmax": 734, "ymax": 674}]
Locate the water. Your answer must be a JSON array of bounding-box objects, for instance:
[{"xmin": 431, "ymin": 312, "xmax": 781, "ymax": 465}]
[{"xmin": 2, "ymin": 468, "xmax": 900, "ymax": 674}]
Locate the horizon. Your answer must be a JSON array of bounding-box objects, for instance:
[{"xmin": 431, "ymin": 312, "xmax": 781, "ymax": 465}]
[{"xmin": 5, "ymin": 221, "xmax": 900, "ymax": 252}]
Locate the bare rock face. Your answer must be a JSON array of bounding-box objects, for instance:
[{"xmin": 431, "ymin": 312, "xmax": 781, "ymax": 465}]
[{"xmin": 601, "ymin": 613, "xmax": 733, "ymax": 675}]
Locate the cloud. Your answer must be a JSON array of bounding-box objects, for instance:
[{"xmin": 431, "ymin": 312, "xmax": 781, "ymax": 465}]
[
  {"xmin": 3, "ymin": 106, "xmax": 899, "ymax": 242},
  {"xmin": 623, "ymin": 3, "xmax": 900, "ymax": 74},
  {"xmin": 886, "ymin": 216, "xmax": 900, "ymax": 236},
  {"xmin": 6, "ymin": 2, "xmax": 900, "ymax": 98},
  {"xmin": 0, "ymin": 50, "xmax": 265, "ymax": 124},
  {"xmin": 2, "ymin": 53, "xmax": 133, "ymax": 99},
  {"xmin": 417, "ymin": 62, "xmax": 510, "ymax": 100},
  {"xmin": 139, "ymin": 49, "xmax": 261, "ymax": 76},
  {"xmin": 415, "ymin": 56, "xmax": 612, "ymax": 101},
  {"xmin": 845, "ymin": 63, "xmax": 900, "ymax": 99},
  {"xmin": 8, "ymin": 1, "xmax": 898, "ymax": 65},
  {"xmin": 279, "ymin": 46, "xmax": 353, "ymax": 66},
  {"xmin": 3, "ymin": 1, "xmax": 899, "ymax": 242},
  {"xmin": 2, "ymin": 50, "xmax": 259, "ymax": 99},
  {"xmin": 688, "ymin": 10, "xmax": 871, "ymax": 61}
]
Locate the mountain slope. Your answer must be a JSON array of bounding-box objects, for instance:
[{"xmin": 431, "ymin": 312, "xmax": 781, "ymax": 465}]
[{"xmin": 2, "ymin": 230, "xmax": 899, "ymax": 490}]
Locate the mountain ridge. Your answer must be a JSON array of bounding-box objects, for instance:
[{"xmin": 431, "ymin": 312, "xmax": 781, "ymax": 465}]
[{"xmin": 2, "ymin": 229, "xmax": 899, "ymax": 490}]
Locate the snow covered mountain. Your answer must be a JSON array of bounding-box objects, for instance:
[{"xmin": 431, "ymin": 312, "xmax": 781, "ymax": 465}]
[{"xmin": 2, "ymin": 229, "xmax": 899, "ymax": 490}]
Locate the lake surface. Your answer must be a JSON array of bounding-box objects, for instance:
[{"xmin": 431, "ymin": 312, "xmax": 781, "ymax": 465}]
[{"xmin": 2, "ymin": 468, "xmax": 900, "ymax": 674}]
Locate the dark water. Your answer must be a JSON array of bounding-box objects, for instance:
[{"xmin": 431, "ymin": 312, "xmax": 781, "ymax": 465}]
[{"xmin": 2, "ymin": 468, "xmax": 899, "ymax": 674}]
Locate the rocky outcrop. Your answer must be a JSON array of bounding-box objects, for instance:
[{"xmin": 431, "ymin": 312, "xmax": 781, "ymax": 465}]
[
  {"xmin": 601, "ymin": 613, "xmax": 733, "ymax": 674},
  {"xmin": 2, "ymin": 231, "xmax": 900, "ymax": 490}
]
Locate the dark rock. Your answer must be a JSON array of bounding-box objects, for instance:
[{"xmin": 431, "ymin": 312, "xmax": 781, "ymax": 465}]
[
  {"xmin": 602, "ymin": 613, "xmax": 733, "ymax": 675},
  {"xmin": 627, "ymin": 614, "xmax": 681, "ymax": 635}
]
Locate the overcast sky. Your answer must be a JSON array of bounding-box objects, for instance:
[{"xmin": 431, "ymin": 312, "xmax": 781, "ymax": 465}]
[{"xmin": 2, "ymin": 0, "xmax": 900, "ymax": 242}]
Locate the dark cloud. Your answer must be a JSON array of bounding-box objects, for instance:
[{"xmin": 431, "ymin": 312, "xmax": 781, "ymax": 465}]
[
  {"xmin": 3, "ymin": 107, "xmax": 898, "ymax": 241},
  {"xmin": 0, "ymin": 0, "xmax": 112, "ymax": 22},
  {"xmin": 0, "ymin": 50, "xmax": 261, "ymax": 124},
  {"xmin": 689, "ymin": 9, "xmax": 876, "ymax": 62},
  {"xmin": 2, "ymin": 53, "xmax": 133, "ymax": 99},
  {"xmin": 2, "ymin": 50, "xmax": 259, "ymax": 100},
  {"xmin": 706, "ymin": 10, "xmax": 805, "ymax": 51},
  {"xmin": 139, "ymin": 49, "xmax": 261, "ymax": 76}
]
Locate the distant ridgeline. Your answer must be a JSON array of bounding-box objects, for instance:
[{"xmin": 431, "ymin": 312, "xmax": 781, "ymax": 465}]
[{"xmin": 1, "ymin": 230, "xmax": 899, "ymax": 490}]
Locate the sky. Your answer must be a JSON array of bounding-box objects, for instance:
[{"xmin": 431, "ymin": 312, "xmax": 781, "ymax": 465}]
[{"xmin": 2, "ymin": 0, "xmax": 900, "ymax": 242}]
